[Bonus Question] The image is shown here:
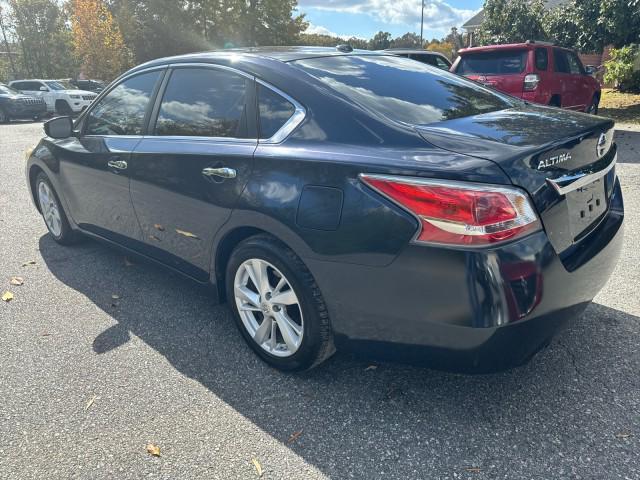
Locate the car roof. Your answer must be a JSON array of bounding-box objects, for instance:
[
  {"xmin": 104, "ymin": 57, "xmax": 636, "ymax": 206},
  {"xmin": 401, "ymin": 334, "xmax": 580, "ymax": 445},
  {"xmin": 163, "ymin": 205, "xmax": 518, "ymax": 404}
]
[
  {"xmin": 458, "ymin": 42, "xmax": 572, "ymax": 55},
  {"xmin": 384, "ymin": 49, "xmax": 445, "ymax": 56},
  {"xmin": 130, "ymin": 46, "xmax": 390, "ymax": 72}
]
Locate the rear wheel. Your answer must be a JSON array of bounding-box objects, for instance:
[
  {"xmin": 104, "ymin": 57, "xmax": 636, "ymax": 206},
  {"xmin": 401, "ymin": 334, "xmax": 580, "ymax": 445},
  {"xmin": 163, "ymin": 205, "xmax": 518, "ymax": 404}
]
[
  {"xmin": 586, "ymin": 95, "xmax": 599, "ymax": 115},
  {"xmin": 226, "ymin": 234, "xmax": 334, "ymax": 371},
  {"xmin": 35, "ymin": 172, "xmax": 81, "ymax": 245},
  {"xmin": 548, "ymin": 96, "xmax": 561, "ymax": 108}
]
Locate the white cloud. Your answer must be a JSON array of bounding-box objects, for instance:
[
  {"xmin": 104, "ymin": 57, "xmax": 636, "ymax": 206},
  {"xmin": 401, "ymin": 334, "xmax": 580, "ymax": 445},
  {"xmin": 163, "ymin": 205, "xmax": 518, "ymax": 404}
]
[
  {"xmin": 299, "ymin": 0, "xmax": 477, "ymax": 32},
  {"xmin": 304, "ymin": 23, "xmax": 363, "ymax": 40}
]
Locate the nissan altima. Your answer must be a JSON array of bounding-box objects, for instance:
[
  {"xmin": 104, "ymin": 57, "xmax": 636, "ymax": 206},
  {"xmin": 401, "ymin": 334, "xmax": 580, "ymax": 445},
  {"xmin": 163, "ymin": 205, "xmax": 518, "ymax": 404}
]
[{"xmin": 26, "ymin": 47, "xmax": 624, "ymax": 372}]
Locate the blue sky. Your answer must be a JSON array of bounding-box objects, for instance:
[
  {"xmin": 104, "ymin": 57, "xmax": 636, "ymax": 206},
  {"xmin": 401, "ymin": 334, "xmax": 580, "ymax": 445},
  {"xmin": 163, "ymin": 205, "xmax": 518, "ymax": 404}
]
[{"xmin": 296, "ymin": 0, "xmax": 483, "ymax": 41}]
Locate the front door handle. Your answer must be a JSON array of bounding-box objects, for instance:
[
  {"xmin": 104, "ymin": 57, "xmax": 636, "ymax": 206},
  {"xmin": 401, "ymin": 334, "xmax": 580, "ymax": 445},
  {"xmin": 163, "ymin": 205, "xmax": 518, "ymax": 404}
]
[
  {"xmin": 107, "ymin": 159, "xmax": 128, "ymax": 170},
  {"xmin": 202, "ymin": 167, "xmax": 237, "ymax": 179}
]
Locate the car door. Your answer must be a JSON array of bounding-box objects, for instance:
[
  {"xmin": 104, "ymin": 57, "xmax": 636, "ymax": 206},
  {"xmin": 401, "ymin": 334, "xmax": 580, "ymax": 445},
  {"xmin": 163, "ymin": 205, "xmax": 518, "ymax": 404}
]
[
  {"xmin": 128, "ymin": 65, "xmax": 257, "ymax": 281},
  {"xmin": 54, "ymin": 68, "xmax": 165, "ymax": 248},
  {"xmin": 552, "ymin": 49, "xmax": 577, "ymax": 108},
  {"xmin": 566, "ymin": 51, "xmax": 590, "ymax": 110}
]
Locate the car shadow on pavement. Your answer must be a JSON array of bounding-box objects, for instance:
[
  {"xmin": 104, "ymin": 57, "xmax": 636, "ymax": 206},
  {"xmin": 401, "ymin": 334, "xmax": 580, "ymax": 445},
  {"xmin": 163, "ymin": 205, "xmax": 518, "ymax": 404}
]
[{"xmin": 39, "ymin": 234, "xmax": 640, "ymax": 478}]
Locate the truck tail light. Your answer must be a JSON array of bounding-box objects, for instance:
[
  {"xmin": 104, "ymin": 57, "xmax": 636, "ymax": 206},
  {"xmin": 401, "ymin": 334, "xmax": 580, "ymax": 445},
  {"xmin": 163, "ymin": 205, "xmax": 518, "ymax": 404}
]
[
  {"xmin": 523, "ymin": 73, "xmax": 540, "ymax": 91},
  {"xmin": 360, "ymin": 174, "xmax": 541, "ymax": 247}
]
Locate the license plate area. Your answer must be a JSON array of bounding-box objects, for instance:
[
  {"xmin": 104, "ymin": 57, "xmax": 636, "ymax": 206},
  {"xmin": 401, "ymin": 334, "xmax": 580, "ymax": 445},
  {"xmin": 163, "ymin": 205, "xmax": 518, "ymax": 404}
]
[{"xmin": 566, "ymin": 178, "xmax": 607, "ymax": 241}]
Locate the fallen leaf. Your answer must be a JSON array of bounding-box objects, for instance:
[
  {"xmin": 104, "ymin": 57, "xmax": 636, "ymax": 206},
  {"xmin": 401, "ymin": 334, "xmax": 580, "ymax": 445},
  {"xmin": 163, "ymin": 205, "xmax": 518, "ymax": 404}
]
[
  {"xmin": 1, "ymin": 291, "xmax": 14, "ymax": 302},
  {"xmin": 251, "ymin": 458, "xmax": 263, "ymax": 477},
  {"xmin": 364, "ymin": 365, "xmax": 377, "ymax": 371},
  {"xmin": 148, "ymin": 234, "xmax": 161, "ymax": 242},
  {"xmin": 153, "ymin": 224, "xmax": 165, "ymax": 231},
  {"xmin": 615, "ymin": 432, "xmax": 633, "ymax": 439},
  {"xmin": 287, "ymin": 429, "xmax": 303, "ymax": 444},
  {"xmin": 124, "ymin": 257, "xmax": 134, "ymax": 267},
  {"xmin": 146, "ymin": 443, "xmax": 161, "ymax": 457},
  {"xmin": 10, "ymin": 276, "xmax": 24, "ymax": 286},
  {"xmin": 465, "ymin": 467, "xmax": 481, "ymax": 473},
  {"xmin": 175, "ymin": 229, "xmax": 199, "ymax": 239},
  {"xmin": 41, "ymin": 332, "xmax": 53, "ymax": 337},
  {"xmin": 21, "ymin": 260, "xmax": 36, "ymax": 267},
  {"xmin": 85, "ymin": 395, "xmax": 97, "ymax": 411}
]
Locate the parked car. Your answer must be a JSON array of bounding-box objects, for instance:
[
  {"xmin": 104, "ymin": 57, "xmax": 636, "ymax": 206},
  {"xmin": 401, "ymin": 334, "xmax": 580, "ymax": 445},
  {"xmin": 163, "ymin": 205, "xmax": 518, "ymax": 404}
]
[
  {"xmin": 8, "ymin": 79, "xmax": 97, "ymax": 115},
  {"xmin": 0, "ymin": 83, "xmax": 47, "ymax": 122},
  {"xmin": 384, "ymin": 48, "xmax": 452, "ymax": 70},
  {"xmin": 25, "ymin": 47, "xmax": 623, "ymax": 372},
  {"xmin": 451, "ymin": 41, "xmax": 602, "ymax": 113},
  {"xmin": 71, "ymin": 79, "xmax": 106, "ymax": 93}
]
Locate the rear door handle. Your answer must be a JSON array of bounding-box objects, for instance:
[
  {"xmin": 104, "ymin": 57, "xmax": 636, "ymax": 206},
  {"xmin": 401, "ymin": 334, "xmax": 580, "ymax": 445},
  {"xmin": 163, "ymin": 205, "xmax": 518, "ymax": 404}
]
[
  {"xmin": 107, "ymin": 159, "xmax": 128, "ymax": 170},
  {"xmin": 202, "ymin": 167, "xmax": 236, "ymax": 179}
]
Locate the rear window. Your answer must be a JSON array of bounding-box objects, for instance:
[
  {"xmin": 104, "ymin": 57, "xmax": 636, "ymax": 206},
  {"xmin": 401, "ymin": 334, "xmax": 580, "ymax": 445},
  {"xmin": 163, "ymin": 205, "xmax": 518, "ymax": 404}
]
[
  {"xmin": 457, "ymin": 50, "xmax": 528, "ymax": 75},
  {"xmin": 293, "ymin": 55, "xmax": 513, "ymax": 125}
]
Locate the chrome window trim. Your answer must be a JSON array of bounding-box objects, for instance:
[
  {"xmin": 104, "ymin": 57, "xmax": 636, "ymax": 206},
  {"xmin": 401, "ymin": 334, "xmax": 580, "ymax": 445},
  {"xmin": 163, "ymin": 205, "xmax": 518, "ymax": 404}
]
[{"xmin": 256, "ymin": 78, "xmax": 307, "ymax": 144}]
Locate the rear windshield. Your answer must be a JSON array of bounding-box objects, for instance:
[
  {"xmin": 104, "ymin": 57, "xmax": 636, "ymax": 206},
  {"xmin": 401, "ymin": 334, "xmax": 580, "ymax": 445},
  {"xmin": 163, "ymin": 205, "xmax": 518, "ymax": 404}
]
[
  {"xmin": 293, "ymin": 55, "xmax": 513, "ymax": 125},
  {"xmin": 457, "ymin": 50, "xmax": 528, "ymax": 75}
]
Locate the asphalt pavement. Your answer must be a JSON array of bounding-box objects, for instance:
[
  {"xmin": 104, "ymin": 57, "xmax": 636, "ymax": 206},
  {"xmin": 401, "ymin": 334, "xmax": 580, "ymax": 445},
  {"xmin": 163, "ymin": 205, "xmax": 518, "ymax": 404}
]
[{"xmin": 1, "ymin": 121, "xmax": 639, "ymax": 480}]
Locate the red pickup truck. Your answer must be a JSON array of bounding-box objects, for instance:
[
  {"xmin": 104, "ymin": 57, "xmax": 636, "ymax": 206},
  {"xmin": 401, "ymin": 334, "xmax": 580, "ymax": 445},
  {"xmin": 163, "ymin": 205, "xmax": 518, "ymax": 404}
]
[{"xmin": 450, "ymin": 42, "xmax": 601, "ymax": 114}]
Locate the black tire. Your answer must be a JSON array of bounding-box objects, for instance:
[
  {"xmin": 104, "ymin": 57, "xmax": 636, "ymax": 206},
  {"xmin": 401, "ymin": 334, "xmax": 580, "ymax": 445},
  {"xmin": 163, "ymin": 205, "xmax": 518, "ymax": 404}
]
[
  {"xmin": 586, "ymin": 95, "xmax": 599, "ymax": 115},
  {"xmin": 0, "ymin": 107, "xmax": 8, "ymax": 123},
  {"xmin": 225, "ymin": 234, "xmax": 335, "ymax": 371},
  {"xmin": 35, "ymin": 172, "xmax": 81, "ymax": 245},
  {"xmin": 55, "ymin": 100, "xmax": 72, "ymax": 115},
  {"xmin": 549, "ymin": 96, "xmax": 561, "ymax": 108}
]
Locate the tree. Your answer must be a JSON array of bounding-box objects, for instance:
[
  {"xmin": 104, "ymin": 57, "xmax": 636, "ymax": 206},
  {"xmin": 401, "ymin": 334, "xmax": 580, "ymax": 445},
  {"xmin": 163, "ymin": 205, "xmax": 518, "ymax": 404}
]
[
  {"xmin": 369, "ymin": 31, "xmax": 391, "ymax": 50},
  {"xmin": 477, "ymin": 0, "xmax": 548, "ymax": 45},
  {"xmin": 425, "ymin": 40, "xmax": 456, "ymax": 60},
  {"xmin": 7, "ymin": 0, "xmax": 78, "ymax": 78},
  {"xmin": 389, "ymin": 32, "xmax": 422, "ymax": 49},
  {"xmin": 71, "ymin": 0, "xmax": 132, "ymax": 80}
]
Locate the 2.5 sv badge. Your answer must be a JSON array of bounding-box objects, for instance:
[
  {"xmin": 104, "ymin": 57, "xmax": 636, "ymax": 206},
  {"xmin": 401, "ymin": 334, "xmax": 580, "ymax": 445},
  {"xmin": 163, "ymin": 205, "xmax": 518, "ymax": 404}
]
[{"xmin": 537, "ymin": 152, "xmax": 572, "ymax": 170}]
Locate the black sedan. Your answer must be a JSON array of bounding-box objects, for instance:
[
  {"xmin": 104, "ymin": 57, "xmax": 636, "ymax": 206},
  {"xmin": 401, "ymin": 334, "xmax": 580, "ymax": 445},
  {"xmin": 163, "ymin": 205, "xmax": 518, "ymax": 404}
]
[
  {"xmin": 0, "ymin": 83, "xmax": 47, "ymax": 122},
  {"xmin": 26, "ymin": 47, "xmax": 623, "ymax": 372}
]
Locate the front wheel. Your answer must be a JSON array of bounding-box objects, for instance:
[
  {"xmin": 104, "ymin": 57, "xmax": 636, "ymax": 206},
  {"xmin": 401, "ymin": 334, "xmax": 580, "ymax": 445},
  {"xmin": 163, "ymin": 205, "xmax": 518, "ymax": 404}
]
[
  {"xmin": 226, "ymin": 234, "xmax": 335, "ymax": 371},
  {"xmin": 55, "ymin": 100, "xmax": 72, "ymax": 116},
  {"xmin": 586, "ymin": 95, "xmax": 599, "ymax": 115},
  {"xmin": 35, "ymin": 172, "xmax": 81, "ymax": 245}
]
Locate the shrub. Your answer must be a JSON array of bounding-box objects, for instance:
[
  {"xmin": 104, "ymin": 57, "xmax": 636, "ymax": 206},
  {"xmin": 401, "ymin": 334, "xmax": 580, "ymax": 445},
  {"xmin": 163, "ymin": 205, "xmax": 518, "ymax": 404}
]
[{"xmin": 604, "ymin": 45, "xmax": 640, "ymax": 92}]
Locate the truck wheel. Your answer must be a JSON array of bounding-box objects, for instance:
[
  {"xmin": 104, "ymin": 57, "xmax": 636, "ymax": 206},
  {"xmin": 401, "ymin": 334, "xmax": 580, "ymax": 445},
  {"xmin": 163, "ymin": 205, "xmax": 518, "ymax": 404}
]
[{"xmin": 55, "ymin": 100, "xmax": 72, "ymax": 116}]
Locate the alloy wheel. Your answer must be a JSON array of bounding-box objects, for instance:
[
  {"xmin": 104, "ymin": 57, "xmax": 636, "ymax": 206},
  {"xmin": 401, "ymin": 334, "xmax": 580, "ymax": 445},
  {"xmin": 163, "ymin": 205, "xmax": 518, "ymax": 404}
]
[
  {"xmin": 38, "ymin": 181, "xmax": 63, "ymax": 237},
  {"xmin": 233, "ymin": 258, "xmax": 304, "ymax": 357}
]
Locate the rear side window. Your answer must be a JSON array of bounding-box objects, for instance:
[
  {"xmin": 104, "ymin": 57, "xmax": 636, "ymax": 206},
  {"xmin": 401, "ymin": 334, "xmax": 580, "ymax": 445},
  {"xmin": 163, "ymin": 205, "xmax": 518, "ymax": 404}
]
[
  {"xmin": 410, "ymin": 53, "xmax": 437, "ymax": 66},
  {"xmin": 553, "ymin": 50, "xmax": 571, "ymax": 73},
  {"xmin": 457, "ymin": 50, "xmax": 527, "ymax": 75},
  {"xmin": 566, "ymin": 52, "xmax": 584, "ymax": 74},
  {"xmin": 294, "ymin": 55, "xmax": 513, "ymax": 125},
  {"xmin": 85, "ymin": 71, "xmax": 161, "ymax": 136},
  {"xmin": 258, "ymin": 84, "xmax": 295, "ymax": 139},
  {"xmin": 535, "ymin": 48, "xmax": 548, "ymax": 70},
  {"xmin": 154, "ymin": 68, "xmax": 249, "ymax": 138}
]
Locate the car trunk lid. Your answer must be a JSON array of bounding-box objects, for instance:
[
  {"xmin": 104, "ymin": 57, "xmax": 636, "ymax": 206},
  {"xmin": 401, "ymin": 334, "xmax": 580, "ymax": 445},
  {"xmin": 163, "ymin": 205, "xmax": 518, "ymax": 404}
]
[{"xmin": 416, "ymin": 106, "xmax": 616, "ymax": 255}]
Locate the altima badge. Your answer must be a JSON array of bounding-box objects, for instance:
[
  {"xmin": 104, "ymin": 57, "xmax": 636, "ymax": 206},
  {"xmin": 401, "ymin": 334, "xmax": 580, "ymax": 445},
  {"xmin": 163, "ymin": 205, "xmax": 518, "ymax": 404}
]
[{"xmin": 538, "ymin": 152, "xmax": 572, "ymax": 169}]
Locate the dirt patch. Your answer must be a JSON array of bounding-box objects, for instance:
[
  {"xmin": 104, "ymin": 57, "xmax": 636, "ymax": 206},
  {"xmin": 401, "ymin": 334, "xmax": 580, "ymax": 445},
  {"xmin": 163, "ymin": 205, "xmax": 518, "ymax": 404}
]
[{"xmin": 599, "ymin": 89, "xmax": 640, "ymax": 125}]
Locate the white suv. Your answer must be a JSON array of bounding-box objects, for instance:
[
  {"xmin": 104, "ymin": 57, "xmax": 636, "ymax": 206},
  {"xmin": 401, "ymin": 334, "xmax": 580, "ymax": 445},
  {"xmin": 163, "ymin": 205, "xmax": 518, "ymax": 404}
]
[{"xmin": 8, "ymin": 79, "xmax": 97, "ymax": 115}]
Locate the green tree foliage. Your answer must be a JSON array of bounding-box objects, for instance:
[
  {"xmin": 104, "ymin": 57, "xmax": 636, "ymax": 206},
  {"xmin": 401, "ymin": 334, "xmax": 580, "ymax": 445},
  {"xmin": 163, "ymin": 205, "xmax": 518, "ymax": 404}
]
[
  {"xmin": 477, "ymin": 0, "xmax": 548, "ymax": 45},
  {"xmin": 7, "ymin": 0, "xmax": 78, "ymax": 78},
  {"xmin": 369, "ymin": 31, "xmax": 392, "ymax": 50},
  {"xmin": 604, "ymin": 44, "xmax": 640, "ymax": 91},
  {"xmin": 389, "ymin": 32, "xmax": 421, "ymax": 49}
]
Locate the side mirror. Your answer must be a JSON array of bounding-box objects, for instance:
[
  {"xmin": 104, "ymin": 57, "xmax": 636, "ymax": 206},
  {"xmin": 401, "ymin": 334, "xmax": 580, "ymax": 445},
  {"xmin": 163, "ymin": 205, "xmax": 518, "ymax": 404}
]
[
  {"xmin": 44, "ymin": 116, "xmax": 74, "ymax": 139},
  {"xmin": 39, "ymin": 86, "xmax": 48, "ymax": 91},
  {"xmin": 585, "ymin": 65, "xmax": 597, "ymax": 76}
]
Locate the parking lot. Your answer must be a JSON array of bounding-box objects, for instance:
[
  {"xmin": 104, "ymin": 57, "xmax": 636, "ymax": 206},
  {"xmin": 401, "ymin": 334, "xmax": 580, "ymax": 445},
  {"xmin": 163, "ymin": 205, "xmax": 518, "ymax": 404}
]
[{"xmin": 1, "ymin": 121, "xmax": 639, "ymax": 479}]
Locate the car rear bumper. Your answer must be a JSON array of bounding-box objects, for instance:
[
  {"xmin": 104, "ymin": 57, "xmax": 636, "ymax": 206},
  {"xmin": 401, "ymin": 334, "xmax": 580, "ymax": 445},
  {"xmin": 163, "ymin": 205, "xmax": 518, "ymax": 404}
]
[{"xmin": 305, "ymin": 179, "xmax": 624, "ymax": 372}]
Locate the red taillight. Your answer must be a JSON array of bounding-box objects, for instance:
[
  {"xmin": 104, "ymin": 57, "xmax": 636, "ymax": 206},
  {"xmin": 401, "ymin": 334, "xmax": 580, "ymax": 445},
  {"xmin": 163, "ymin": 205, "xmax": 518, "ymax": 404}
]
[{"xmin": 360, "ymin": 174, "xmax": 540, "ymax": 246}]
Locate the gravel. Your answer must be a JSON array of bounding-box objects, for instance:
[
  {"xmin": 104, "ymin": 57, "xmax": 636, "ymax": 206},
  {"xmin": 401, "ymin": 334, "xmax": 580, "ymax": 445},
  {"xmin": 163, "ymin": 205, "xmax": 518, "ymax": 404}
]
[{"xmin": 1, "ymin": 121, "xmax": 639, "ymax": 480}]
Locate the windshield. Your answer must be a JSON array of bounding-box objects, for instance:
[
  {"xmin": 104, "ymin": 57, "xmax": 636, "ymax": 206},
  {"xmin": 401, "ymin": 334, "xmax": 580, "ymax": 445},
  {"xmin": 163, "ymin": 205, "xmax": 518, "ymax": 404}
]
[
  {"xmin": 293, "ymin": 55, "xmax": 514, "ymax": 125},
  {"xmin": 0, "ymin": 84, "xmax": 19, "ymax": 95},
  {"xmin": 457, "ymin": 50, "xmax": 528, "ymax": 75},
  {"xmin": 45, "ymin": 81, "xmax": 66, "ymax": 90}
]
